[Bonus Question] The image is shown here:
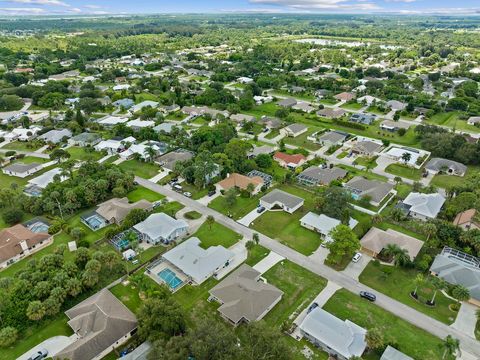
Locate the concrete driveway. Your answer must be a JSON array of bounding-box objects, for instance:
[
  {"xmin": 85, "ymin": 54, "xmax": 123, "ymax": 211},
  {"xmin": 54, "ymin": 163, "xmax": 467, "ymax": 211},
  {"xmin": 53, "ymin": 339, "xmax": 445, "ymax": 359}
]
[
  {"xmin": 451, "ymin": 302, "xmax": 478, "ymax": 338},
  {"xmin": 197, "ymin": 191, "xmax": 221, "ymax": 206},
  {"xmin": 253, "ymin": 251, "xmax": 284, "ymax": 274},
  {"xmin": 309, "ymin": 245, "xmax": 329, "ymax": 264},
  {"xmin": 341, "ymin": 253, "xmax": 372, "ymax": 280},
  {"xmin": 216, "ymin": 239, "xmax": 248, "ymax": 280},
  {"xmin": 17, "ymin": 335, "xmax": 77, "ymax": 360},
  {"xmin": 237, "ymin": 207, "xmax": 263, "ymax": 227}
]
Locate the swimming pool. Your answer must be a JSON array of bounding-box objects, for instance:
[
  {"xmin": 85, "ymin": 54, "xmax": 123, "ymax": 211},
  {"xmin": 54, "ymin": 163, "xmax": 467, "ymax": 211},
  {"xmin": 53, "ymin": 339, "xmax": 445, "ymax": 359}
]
[
  {"xmin": 83, "ymin": 214, "xmax": 106, "ymax": 230},
  {"xmin": 28, "ymin": 222, "xmax": 49, "ymax": 233},
  {"xmin": 158, "ymin": 268, "xmax": 183, "ymax": 290}
]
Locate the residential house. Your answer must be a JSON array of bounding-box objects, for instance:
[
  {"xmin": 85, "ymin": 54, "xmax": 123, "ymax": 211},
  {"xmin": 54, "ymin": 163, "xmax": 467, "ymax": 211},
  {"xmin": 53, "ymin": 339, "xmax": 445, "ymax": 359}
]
[
  {"xmin": 208, "ymin": 264, "xmax": 283, "ymax": 326},
  {"xmin": 260, "ymin": 116, "xmax": 283, "ymax": 129},
  {"xmin": 292, "ymin": 102, "xmax": 315, "ymax": 113},
  {"xmin": 153, "ymin": 122, "xmax": 177, "ymax": 134},
  {"xmin": 95, "ymin": 139, "xmax": 125, "ymax": 155},
  {"xmin": 259, "ymin": 189, "xmax": 304, "ymax": 213},
  {"xmin": 300, "ymin": 212, "xmax": 358, "ymax": 243},
  {"xmin": 55, "ymin": 289, "xmax": 137, "ymax": 360},
  {"xmin": 380, "ymin": 120, "xmax": 411, "ymax": 132},
  {"xmin": 467, "ymin": 117, "xmax": 480, "ymax": 126},
  {"xmin": 38, "ymin": 128, "xmax": 72, "ymax": 144},
  {"xmin": 360, "ymin": 227, "xmax": 424, "ymax": 260},
  {"xmin": 96, "ymin": 197, "xmax": 152, "ymax": 225},
  {"xmin": 299, "ymin": 307, "xmax": 367, "ymax": 360},
  {"xmin": 24, "ymin": 168, "xmax": 67, "ymax": 196},
  {"xmin": 2, "ymin": 162, "xmax": 43, "ymax": 178},
  {"xmin": 430, "ymin": 247, "xmax": 480, "ymax": 305},
  {"xmin": 334, "ymin": 92, "xmax": 355, "ymax": 102},
  {"xmin": 237, "ymin": 76, "xmax": 254, "ymax": 84},
  {"xmin": 399, "ymin": 192, "xmax": 445, "ymax": 221},
  {"xmin": 386, "ymin": 100, "xmax": 407, "ymax": 111},
  {"xmin": 216, "ymin": 173, "xmax": 264, "ymax": 195},
  {"xmin": 69, "ymin": 132, "xmax": 101, "ymax": 147},
  {"xmin": 230, "ymin": 113, "xmax": 256, "ymax": 124},
  {"xmin": 273, "ymin": 152, "xmax": 306, "ymax": 169},
  {"xmin": 130, "ymin": 101, "xmax": 159, "ymax": 114},
  {"xmin": 277, "ymin": 98, "xmax": 297, "ymax": 108},
  {"xmin": 384, "ymin": 147, "xmax": 421, "ymax": 166},
  {"xmin": 316, "ymin": 108, "xmax": 346, "ymax": 119},
  {"xmin": 453, "ymin": 209, "xmax": 480, "ymax": 231},
  {"xmin": 380, "ymin": 346, "xmax": 413, "ymax": 360},
  {"xmin": 357, "ymin": 95, "xmax": 382, "ymax": 106},
  {"xmin": 154, "ymin": 149, "xmax": 194, "ymax": 171},
  {"xmin": 351, "ymin": 140, "xmax": 382, "ymax": 157},
  {"xmin": 284, "ymin": 123, "xmax": 308, "ymax": 138},
  {"xmin": 0, "ymin": 224, "xmax": 52, "ymax": 269},
  {"xmin": 120, "ymin": 143, "xmax": 163, "ymax": 161},
  {"xmin": 126, "ymin": 119, "xmax": 155, "ymax": 131},
  {"xmin": 98, "ymin": 116, "xmax": 129, "ymax": 128},
  {"xmin": 312, "ymin": 130, "xmax": 349, "ymax": 147},
  {"xmin": 425, "ymin": 158, "xmax": 467, "ymax": 176},
  {"xmin": 5, "ymin": 127, "xmax": 42, "ymax": 142},
  {"xmin": 162, "ymin": 237, "xmax": 234, "ymax": 285},
  {"xmin": 350, "ymin": 113, "xmax": 376, "ymax": 125},
  {"xmin": 297, "ymin": 166, "xmax": 347, "ymax": 186},
  {"xmin": 133, "ymin": 213, "xmax": 188, "ymax": 245},
  {"xmin": 247, "ymin": 145, "xmax": 274, "ymax": 159},
  {"xmin": 344, "ymin": 177, "xmax": 394, "ymax": 207},
  {"xmin": 112, "ymin": 98, "xmax": 135, "ymax": 109}
]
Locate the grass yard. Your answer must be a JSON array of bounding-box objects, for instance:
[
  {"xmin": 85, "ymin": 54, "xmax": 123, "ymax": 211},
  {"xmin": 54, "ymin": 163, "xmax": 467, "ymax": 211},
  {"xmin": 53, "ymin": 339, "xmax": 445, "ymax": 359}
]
[
  {"xmin": 184, "ymin": 210, "xmax": 202, "ymax": 220},
  {"xmin": 359, "ymin": 262, "xmax": 457, "ymax": 325},
  {"xmin": 126, "ymin": 186, "xmax": 165, "ymax": 202},
  {"xmin": 385, "ymin": 163, "xmax": 423, "ymax": 181},
  {"xmin": 284, "ymin": 128, "xmax": 322, "ymax": 151},
  {"xmin": 323, "ymin": 289, "xmax": 451, "ymax": 360},
  {"xmin": 153, "ymin": 201, "xmax": 184, "ymax": 218},
  {"xmin": 251, "ymin": 185, "xmax": 323, "ymax": 255},
  {"xmin": 341, "ymin": 102, "xmax": 364, "ymax": 110},
  {"xmin": 110, "ymin": 281, "xmax": 144, "ymax": 313},
  {"xmin": 0, "ymin": 315, "xmax": 73, "ymax": 360},
  {"xmin": 265, "ymin": 128, "xmax": 280, "ymax": 139},
  {"xmin": 340, "ymin": 164, "xmax": 388, "ymax": 182},
  {"xmin": 67, "ymin": 147, "xmax": 103, "ymax": 161},
  {"xmin": 209, "ymin": 194, "xmax": 260, "ymax": 220},
  {"xmin": 2, "ymin": 141, "xmax": 43, "ymax": 152},
  {"xmin": 180, "ymin": 182, "xmax": 209, "ymax": 200},
  {"xmin": 118, "ymin": 159, "xmax": 159, "ymax": 179},
  {"xmin": 245, "ymin": 243, "xmax": 270, "ymax": 266},
  {"xmin": 426, "ymin": 111, "xmax": 479, "ymax": 133},
  {"xmin": 353, "ymin": 156, "xmax": 378, "ymax": 170},
  {"xmin": 193, "ymin": 220, "xmax": 242, "ymax": 249},
  {"xmin": 431, "ymin": 174, "xmax": 465, "ymax": 189},
  {"xmin": 263, "ymin": 260, "xmax": 327, "ymax": 328},
  {"xmin": 244, "ymin": 102, "xmax": 278, "ymax": 118},
  {"xmin": 11, "ymin": 156, "xmax": 48, "ymax": 164},
  {"xmin": 125, "ymin": 245, "xmax": 167, "ymax": 273}
]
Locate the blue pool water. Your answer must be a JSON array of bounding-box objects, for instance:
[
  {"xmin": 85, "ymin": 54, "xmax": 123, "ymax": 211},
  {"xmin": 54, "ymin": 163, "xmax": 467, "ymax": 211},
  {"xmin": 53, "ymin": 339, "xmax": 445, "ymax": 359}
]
[{"xmin": 158, "ymin": 268, "xmax": 183, "ymax": 290}]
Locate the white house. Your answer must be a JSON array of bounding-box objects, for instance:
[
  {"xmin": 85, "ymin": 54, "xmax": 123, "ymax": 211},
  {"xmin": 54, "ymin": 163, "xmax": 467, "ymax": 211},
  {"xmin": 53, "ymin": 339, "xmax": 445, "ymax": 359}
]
[
  {"xmin": 133, "ymin": 213, "xmax": 188, "ymax": 245},
  {"xmin": 2, "ymin": 162, "xmax": 43, "ymax": 178},
  {"xmin": 300, "ymin": 212, "xmax": 358, "ymax": 243},
  {"xmin": 400, "ymin": 192, "xmax": 445, "ymax": 221},
  {"xmin": 126, "ymin": 119, "xmax": 155, "ymax": 131},
  {"xmin": 259, "ymin": 189, "xmax": 304, "ymax": 214}
]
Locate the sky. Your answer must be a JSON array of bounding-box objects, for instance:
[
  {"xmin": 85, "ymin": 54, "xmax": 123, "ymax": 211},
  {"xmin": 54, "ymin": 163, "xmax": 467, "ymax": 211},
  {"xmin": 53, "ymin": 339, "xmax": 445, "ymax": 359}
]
[{"xmin": 0, "ymin": 0, "xmax": 479, "ymax": 16}]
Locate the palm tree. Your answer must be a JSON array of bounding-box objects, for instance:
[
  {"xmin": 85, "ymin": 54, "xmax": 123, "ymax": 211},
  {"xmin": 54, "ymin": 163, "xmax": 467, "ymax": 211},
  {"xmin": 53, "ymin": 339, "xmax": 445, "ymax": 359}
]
[
  {"xmin": 144, "ymin": 145, "xmax": 157, "ymax": 163},
  {"xmin": 253, "ymin": 233, "xmax": 260, "ymax": 245},
  {"xmin": 401, "ymin": 152, "xmax": 412, "ymax": 164},
  {"xmin": 393, "ymin": 248, "xmax": 410, "ymax": 267},
  {"xmin": 428, "ymin": 276, "xmax": 446, "ymax": 305},
  {"xmin": 423, "ymin": 222, "xmax": 437, "ymax": 242},
  {"xmin": 412, "ymin": 273, "xmax": 425, "ymax": 298},
  {"xmin": 372, "ymin": 214, "xmax": 383, "ymax": 224},
  {"xmin": 441, "ymin": 335, "xmax": 459, "ymax": 359},
  {"xmin": 383, "ymin": 243, "xmax": 401, "ymax": 261},
  {"xmin": 452, "ymin": 285, "xmax": 470, "ymax": 304},
  {"xmin": 206, "ymin": 215, "xmax": 215, "ymax": 230}
]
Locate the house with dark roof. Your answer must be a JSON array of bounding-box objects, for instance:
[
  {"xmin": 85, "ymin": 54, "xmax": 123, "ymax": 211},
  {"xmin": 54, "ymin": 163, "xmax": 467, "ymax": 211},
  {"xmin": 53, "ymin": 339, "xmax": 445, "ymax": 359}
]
[
  {"xmin": 208, "ymin": 264, "xmax": 283, "ymax": 326},
  {"xmin": 425, "ymin": 158, "xmax": 467, "ymax": 177},
  {"xmin": 259, "ymin": 189, "xmax": 304, "ymax": 213},
  {"xmin": 284, "ymin": 123, "xmax": 308, "ymax": 137},
  {"xmin": 310, "ymin": 130, "xmax": 349, "ymax": 147},
  {"xmin": 2, "ymin": 162, "xmax": 43, "ymax": 178},
  {"xmin": 430, "ymin": 247, "xmax": 480, "ymax": 305},
  {"xmin": 297, "ymin": 166, "xmax": 347, "ymax": 186},
  {"xmin": 350, "ymin": 113, "xmax": 376, "ymax": 125},
  {"xmin": 277, "ymin": 98, "xmax": 297, "ymax": 108},
  {"xmin": 55, "ymin": 289, "xmax": 137, "ymax": 360},
  {"xmin": 344, "ymin": 177, "xmax": 394, "ymax": 207},
  {"xmin": 0, "ymin": 224, "xmax": 52, "ymax": 269}
]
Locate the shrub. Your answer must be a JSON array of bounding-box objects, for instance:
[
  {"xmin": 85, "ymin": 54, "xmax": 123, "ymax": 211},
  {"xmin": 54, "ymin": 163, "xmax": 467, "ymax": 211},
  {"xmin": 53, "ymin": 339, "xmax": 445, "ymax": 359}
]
[
  {"xmin": 48, "ymin": 223, "xmax": 62, "ymax": 235},
  {"xmin": 2, "ymin": 208, "xmax": 24, "ymax": 225},
  {"xmin": 0, "ymin": 326, "xmax": 18, "ymax": 347},
  {"xmin": 5, "ymin": 150, "xmax": 15, "ymax": 157}
]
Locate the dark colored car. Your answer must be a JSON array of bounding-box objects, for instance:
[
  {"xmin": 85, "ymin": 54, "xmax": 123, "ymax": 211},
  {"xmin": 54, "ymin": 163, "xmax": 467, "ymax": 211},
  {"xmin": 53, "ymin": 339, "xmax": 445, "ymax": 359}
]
[
  {"xmin": 307, "ymin": 302, "xmax": 319, "ymax": 314},
  {"xmin": 359, "ymin": 291, "xmax": 376, "ymax": 302},
  {"xmin": 208, "ymin": 190, "xmax": 216, "ymax": 197},
  {"xmin": 257, "ymin": 206, "xmax": 266, "ymax": 213}
]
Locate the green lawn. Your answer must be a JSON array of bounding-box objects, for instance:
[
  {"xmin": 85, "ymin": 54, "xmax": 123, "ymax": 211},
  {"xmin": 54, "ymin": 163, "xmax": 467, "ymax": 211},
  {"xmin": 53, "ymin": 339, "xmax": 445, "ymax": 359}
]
[
  {"xmin": 11, "ymin": 156, "xmax": 48, "ymax": 164},
  {"xmin": 324, "ymin": 289, "xmax": 452, "ymax": 360},
  {"xmin": 284, "ymin": 128, "xmax": 322, "ymax": 151},
  {"xmin": 359, "ymin": 262, "xmax": 457, "ymax": 325},
  {"xmin": 209, "ymin": 194, "xmax": 260, "ymax": 220},
  {"xmin": 67, "ymin": 146, "xmax": 103, "ymax": 161},
  {"xmin": 385, "ymin": 163, "xmax": 423, "ymax": 181},
  {"xmin": 265, "ymin": 128, "xmax": 280, "ymax": 139},
  {"xmin": 430, "ymin": 174, "xmax": 465, "ymax": 189},
  {"xmin": 263, "ymin": 260, "xmax": 327, "ymax": 328},
  {"xmin": 193, "ymin": 220, "xmax": 242, "ymax": 249},
  {"xmin": 118, "ymin": 160, "xmax": 159, "ymax": 179},
  {"xmin": 426, "ymin": 111, "xmax": 479, "ymax": 133},
  {"xmin": 353, "ymin": 156, "xmax": 378, "ymax": 170},
  {"xmin": 180, "ymin": 182, "xmax": 209, "ymax": 200},
  {"xmin": 244, "ymin": 102, "xmax": 278, "ymax": 118},
  {"xmin": 126, "ymin": 186, "xmax": 165, "ymax": 202},
  {"xmin": 153, "ymin": 201, "xmax": 184, "ymax": 218},
  {"xmin": 2, "ymin": 141, "xmax": 43, "ymax": 152},
  {"xmin": 251, "ymin": 185, "xmax": 322, "ymax": 255},
  {"xmin": 340, "ymin": 164, "xmax": 388, "ymax": 182},
  {"xmin": 0, "ymin": 315, "xmax": 73, "ymax": 360},
  {"xmin": 110, "ymin": 280, "xmax": 144, "ymax": 313},
  {"xmin": 125, "ymin": 245, "xmax": 167, "ymax": 273},
  {"xmin": 245, "ymin": 244, "xmax": 270, "ymax": 266},
  {"xmin": 341, "ymin": 102, "xmax": 364, "ymax": 110}
]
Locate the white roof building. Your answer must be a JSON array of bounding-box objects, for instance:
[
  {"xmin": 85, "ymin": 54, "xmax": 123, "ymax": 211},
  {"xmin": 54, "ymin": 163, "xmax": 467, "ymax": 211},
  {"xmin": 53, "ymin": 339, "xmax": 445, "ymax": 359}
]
[
  {"xmin": 130, "ymin": 101, "xmax": 159, "ymax": 114},
  {"xmin": 27, "ymin": 168, "xmax": 66, "ymax": 189},
  {"xmin": 112, "ymin": 84, "xmax": 131, "ymax": 91},
  {"xmin": 300, "ymin": 212, "xmax": 358, "ymax": 243},
  {"xmin": 162, "ymin": 237, "xmax": 234, "ymax": 285},
  {"xmin": 133, "ymin": 213, "xmax": 188, "ymax": 245},
  {"xmin": 126, "ymin": 119, "xmax": 155, "ymax": 129},
  {"xmin": 401, "ymin": 192, "xmax": 445, "ymax": 220},
  {"xmin": 98, "ymin": 116, "xmax": 129, "ymax": 127}
]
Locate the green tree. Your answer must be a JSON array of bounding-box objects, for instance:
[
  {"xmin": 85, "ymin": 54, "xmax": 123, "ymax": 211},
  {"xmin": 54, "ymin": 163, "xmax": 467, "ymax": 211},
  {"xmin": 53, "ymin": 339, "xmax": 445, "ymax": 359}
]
[
  {"xmin": 326, "ymin": 225, "xmax": 360, "ymax": 264},
  {"xmin": 253, "ymin": 233, "xmax": 260, "ymax": 245},
  {"xmin": 441, "ymin": 335, "xmax": 459, "ymax": 359},
  {"xmin": 452, "ymin": 285, "xmax": 470, "ymax": 303},
  {"xmin": 26, "ymin": 300, "xmax": 46, "ymax": 321},
  {"xmin": 206, "ymin": 215, "xmax": 215, "ymax": 230},
  {"xmin": 225, "ymin": 188, "xmax": 237, "ymax": 208},
  {"xmin": 0, "ymin": 326, "xmax": 18, "ymax": 348},
  {"xmin": 365, "ymin": 327, "xmax": 384, "ymax": 351},
  {"xmin": 412, "ymin": 273, "xmax": 425, "ymax": 297},
  {"xmin": 138, "ymin": 298, "xmax": 186, "ymax": 342}
]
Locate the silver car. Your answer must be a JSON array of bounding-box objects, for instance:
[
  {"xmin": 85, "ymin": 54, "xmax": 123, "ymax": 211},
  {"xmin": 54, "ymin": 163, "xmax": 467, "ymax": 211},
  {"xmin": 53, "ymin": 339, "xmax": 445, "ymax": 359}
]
[{"xmin": 28, "ymin": 348, "xmax": 48, "ymax": 360}]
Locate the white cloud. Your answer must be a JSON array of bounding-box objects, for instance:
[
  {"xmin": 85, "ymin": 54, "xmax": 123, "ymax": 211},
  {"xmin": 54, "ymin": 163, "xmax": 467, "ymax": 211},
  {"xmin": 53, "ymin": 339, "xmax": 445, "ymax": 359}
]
[
  {"xmin": 1, "ymin": 0, "xmax": 70, "ymax": 6},
  {"xmin": 0, "ymin": 6, "xmax": 45, "ymax": 14},
  {"xmin": 248, "ymin": 0, "xmax": 380, "ymax": 11}
]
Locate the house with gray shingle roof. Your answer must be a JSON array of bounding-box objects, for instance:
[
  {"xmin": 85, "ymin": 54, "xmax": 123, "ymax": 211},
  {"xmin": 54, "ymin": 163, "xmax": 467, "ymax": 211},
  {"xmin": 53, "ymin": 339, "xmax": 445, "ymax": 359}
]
[
  {"xmin": 351, "ymin": 140, "xmax": 383, "ymax": 156},
  {"xmin": 2, "ymin": 162, "xmax": 43, "ymax": 178},
  {"xmin": 425, "ymin": 158, "xmax": 467, "ymax": 177},
  {"xmin": 55, "ymin": 289, "xmax": 137, "ymax": 360},
  {"xmin": 284, "ymin": 123, "xmax": 308, "ymax": 137},
  {"xmin": 299, "ymin": 307, "xmax": 366, "ymax": 360},
  {"xmin": 39, "ymin": 128, "xmax": 72, "ymax": 144},
  {"xmin": 277, "ymin": 98, "xmax": 297, "ymax": 108},
  {"xmin": 297, "ymin": 166, "xmax": 347, "ymax": 186},
  {"xmin": 133, "ymin": 213, "xmax": 188, "ymax": 245},
  {"xmin": 380, "ymin": 346, "xmax": 413, "ymax": 360},
  {"xmin": 69, "ymin": 132, "xmax": 101, "ymax": 147},
  {"xmin": 260, "ymin": 189, "xmax": 304, "ymax": 213},
  {"xmin": 399, "ymin": 192, "xmax": 445, "ymax": 220},
  {"xmin": 208, "ymin": 264, "xmax": 283, "ymax": 326},
  {"xmin": 430, "ymin": 247, "xmax": 480, "ymax": 303},
  {"xmin": 344, "ymin": 177, "xmax": 394, "ymax": 207}
]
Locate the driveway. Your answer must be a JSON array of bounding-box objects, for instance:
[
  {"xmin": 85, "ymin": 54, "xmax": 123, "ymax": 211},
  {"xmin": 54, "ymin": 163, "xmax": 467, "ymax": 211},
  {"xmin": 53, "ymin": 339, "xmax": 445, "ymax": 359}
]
[
  {"xmin": 451, "ymin": 302, "xmax": 478, "ymax": 339},
  {"xmin": 197, "ymin": 191, "xmax": 221, "ymax": 206},
  {"xmin": 309, "ymin": 245, "xmax": 329, "ymax": 264},
  {"xmin": 253, "ymin": 251, "xmax": 285, "ymax": 274},
  {"xmin": 17, "ymin": 335, "xmax": 77, "ymax": 360},
  {"xmin": 341, "ymin": 253, "xmax": 372, "ymax": 280},
  {"xmin": 237, "ymin": 207, "xmax": 263, "ymax": 226},
  {"xmin": 216, "ymin": 239, "xmax": 248, "ymax": 280}
]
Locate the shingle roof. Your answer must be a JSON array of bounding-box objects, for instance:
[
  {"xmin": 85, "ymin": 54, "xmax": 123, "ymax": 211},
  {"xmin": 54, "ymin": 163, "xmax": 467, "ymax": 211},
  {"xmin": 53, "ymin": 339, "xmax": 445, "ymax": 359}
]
[
  {"xmin": 133, "ymin": 213, "xmax": 187, "ymax": 240},
  {"xmin": 3, "ymin": 162, "xmax": 41, "ymax": 174},
  {"xmin": 453, "ymin": 209, "xmax": 478, "ymax": 226},
  {"xmin": 297, "ymin": 166, "xmax": 347, "ymax": 185},
  {"xmin": 300, "ymin": 212, "xmax": 358, "ymax": 242},
  {"xmin": 285, "ymin": 123, "xmax": 308, "ymax": 134},
  {"xmin": 55, "ymin": 289, "xmax": 137, "ymax": 360},
  {"xmin": 299, "ymin": 308, "xmax": 366, "ymax": 359},
  {"xmin": 345, "ymin": 177, "xmax": 394, "ymax": 204},
  {"xmin": 0, "ymin": 224, "xmax": 50, "ymax": 263},
  {"xmin": 402, "ymin": 192, "xmax": 445, "ymax": 219},
  {"xmin": 162, "ymin": 237, "xmax": 234, "ymax": 284},
  {"xmin": 260, "ymin": 189, "xmax": 304, "ymax": 209},
  {"xmin": 96, "ymin": 197, "xmax": 152, "ymax": 224},
  {"xmin": 380, "ymin": 346, "xmax": 413, "ymax": 360},
  {"xmin": 217, "ymin": 173, "xmax": 263, "ymax": 191},
  {"xmin": 425, "ymin": 158, "xmax": 467, "ymax": 175},
  {"xmin": 360, "ymin": 227, "xmax": 424, "ymax": 260},
  {"xmin": 273, "ymin": 152, "xmax": 306, "ymax": 165},
  {"xmin": 209, "ymin": 264, "xmax": 283, "ymax": 324}
]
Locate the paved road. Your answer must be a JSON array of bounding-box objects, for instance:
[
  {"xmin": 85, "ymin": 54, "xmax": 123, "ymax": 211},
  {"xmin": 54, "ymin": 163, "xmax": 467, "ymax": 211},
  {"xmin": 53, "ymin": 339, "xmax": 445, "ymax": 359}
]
[{"xmin": 136, "ymin": 176, "xmax": 480, "ymax": 357}]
